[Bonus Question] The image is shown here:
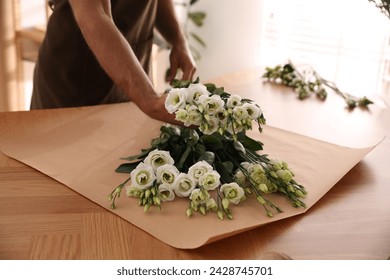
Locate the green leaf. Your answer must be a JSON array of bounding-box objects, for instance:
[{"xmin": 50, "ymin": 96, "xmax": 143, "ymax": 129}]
[
  {"xmin": 181, "ymin": 128, "xmax": 192, "ymax": 142},
  {"xmin": 237, "ymin": 133, "xmax": 263, "ymax": 151},
  {"xmin": 284, "ymin": 63, "xmax": 295, "ymax": 73},
  {"xmin": 204, "ymin": 84, "xmax": 226, "ymax": 97},
  {"xmin": 215, "ymin": 161, "xmax": 234, "ymax": 183},
  {"xmin": 198, "ymin": 151, "xmax": 215, "ymax": 165},
  {"xmin": 160, "ymin": 125, "xmax": 176, "ymax": 135},
  {"xmin": 194, "ymin": 143, "xmax": 206, "ymax": 157},
  {"xmin": 184, "ymin": 129, "xmax": 200, "ymax": 145},
  {"xmin": 241, "ymin": 98, "xmax": 253, "ymax": 103},
  {"xmin": 222, "ymin": 161, "xmax": 234, "ymax": 174},
  {"xmin": 115, "ymin": 162, "xmax": 140, "ymax": 174},
  {"xmin": 188, "ymin": 12, "xmax": 206, "ymax": 27},
  {"xmin": 201, "ymin": 134, "xmax": 224, "ymax": 150},
  {"xmin": 170, "ymin": 144, "xmax": 184, "ymax": 162},
  {"xmin": 212, "ymin": 87, "xmax": 225, "ymax": 96},
  {"xmin": 190, "ymin": 32, "xmax": 206, "ymax": 47},
  {"xmin": 170, "ymin": 79, "xmax": 192, "ymax": 88},
  {"xmin": 205, "ymin": 83, "xmax": 217, "ymax": 93},
  {"xmin": 120, "ymin": 148, "xmax": 153, "ymax": 161},
  {"xmin": 177, "ymin": 145, "xmax": 192, "ymax": 170}
]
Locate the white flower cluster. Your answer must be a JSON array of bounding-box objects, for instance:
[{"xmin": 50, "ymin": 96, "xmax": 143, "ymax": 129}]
[
  {"xmin": 164, "ymin": 83, "xmax": 263, "ymax": 137},
  {"xmin": 126, "ymin": 149, "xmax": 245, "ymax": 217}
]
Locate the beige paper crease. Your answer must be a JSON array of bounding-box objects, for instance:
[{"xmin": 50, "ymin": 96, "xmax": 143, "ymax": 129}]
[{"xmin": 0, "ymin": 103, "xmax": 379, "ymax": 249}]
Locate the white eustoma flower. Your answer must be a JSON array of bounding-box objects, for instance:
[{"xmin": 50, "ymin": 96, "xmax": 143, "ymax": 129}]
[
  {"xmin": 202, "ymin": 115, "xmax": 219, "ymax": 135},
  {"xmin": 165, "ymin": 88, "xmax": 186, "ymax": 113},
  {"xmin": 198, "ymin": 170, "xmax": 221, "ymax": 191},
  {"xmin": 220, "ymin": 182, "xmax": 245, "ymax": 204},
  {"xmin": 186, "ymin": 83, "xmax": 210, "ymax": 103},
  {"xmin": 243, "ymin": 103, "xmax": 261, "ymax": 120},
  {"xmin": 130, "ymin": 162, "xmax": 156, "ymax": 190},
  {"xmin": 186, "ymin": 105, "xmax": 202, "ymax": 126},
  {"xmin": 214, "ymin": 108, "xmax": 228, "ymax": 124},
  {"xmin": 187, "ymin": 161, "xmax": 213, "ymax": 183},
  {"xmin": 197, "ymin": 94, "xmax": 224, "ymax": 114},
  {"xmin": 143, "ymin": 149, "xmax": 174, "ymax": 171},
  {"xmin": 158, "ymin": 184, "xmax": 175, "ymax": 202},
  {"xmin": 232, "ymin": 105, "xmax": 249, "ymax": 120},
  {"xmin": 250, "ymin": 165, "xmax": 267, "ymax": 185},
  {"xmin": 156, "ymin": 164, "xmax": 179, "ymax": 186},
  {"xmin": 226, "ymin": 121, "xmax": 244, "ymax": 135},
  {"xmin": 173, "ymin": 173, "xmax": 196, "ymax": 197},
  {"xmin": 226, "ymin": 94, "xmax": 242, "ymax": 108},
  {"xmin": 175, "ymin": 108, "xmax": 190, "ymax": 126}
]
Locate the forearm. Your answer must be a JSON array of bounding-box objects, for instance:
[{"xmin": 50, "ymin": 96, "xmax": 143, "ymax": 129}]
[
  {"xmin": 69, "ymin": 0, "xmax": 174, "ymax": 121},
  {"xmin": 155, "ymin": 0, "xmax": 186, "ymax": 46}
]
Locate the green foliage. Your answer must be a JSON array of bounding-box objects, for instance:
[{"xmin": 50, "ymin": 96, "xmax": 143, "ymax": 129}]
[{"xmin": 188, "ymin": 11, "xmax": 206, "ymax": 27}]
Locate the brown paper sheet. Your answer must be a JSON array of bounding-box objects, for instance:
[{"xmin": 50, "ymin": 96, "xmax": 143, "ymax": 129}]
[{"xmin": 0, "ymin": 103, "xmax": 379, "ymax": 249}]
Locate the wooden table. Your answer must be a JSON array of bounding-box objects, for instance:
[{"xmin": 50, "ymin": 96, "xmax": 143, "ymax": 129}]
[{"xmin": 1, "ymin": 69, "xmax": 389, "ymax": 260}]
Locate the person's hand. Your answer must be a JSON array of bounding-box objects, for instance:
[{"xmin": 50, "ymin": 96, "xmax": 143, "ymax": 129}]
[{"xmin": 167, "ymin": 41, "xmax": 197, "ymax": 83}]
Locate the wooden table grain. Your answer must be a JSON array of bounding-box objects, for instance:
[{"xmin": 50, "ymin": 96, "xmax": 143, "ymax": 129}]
[{"xmin": 1, "ymin": 69, "xmax": 389, "ymax": 260}]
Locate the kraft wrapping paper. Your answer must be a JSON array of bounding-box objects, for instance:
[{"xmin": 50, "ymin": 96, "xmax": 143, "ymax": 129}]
[{"xmin": 0, "ymin": 103, "xmax": 379, "ymax": 249}]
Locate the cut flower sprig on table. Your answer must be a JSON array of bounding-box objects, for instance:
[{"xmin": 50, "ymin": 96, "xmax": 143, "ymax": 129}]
[
  {"xmin": 109, "ymin": 80, "xmax": 307, "ymax": 219},
  {"xmin": 262, "ymin": 61, "xmax": 374, "ymax": 110}
]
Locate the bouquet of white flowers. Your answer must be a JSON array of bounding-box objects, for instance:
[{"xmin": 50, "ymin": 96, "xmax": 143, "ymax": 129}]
[
  {"xmin": 109, "ymin": 80, "xmax": 307, "ymax": 219},
  {"xmin": 164, "ymin": 80, "xmax": 265, "ymax": 139}
]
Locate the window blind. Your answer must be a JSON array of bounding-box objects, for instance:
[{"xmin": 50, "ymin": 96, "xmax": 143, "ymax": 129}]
[{"xmin": 259, "ymin": 0, "xmax": 390, "ymax": 97}]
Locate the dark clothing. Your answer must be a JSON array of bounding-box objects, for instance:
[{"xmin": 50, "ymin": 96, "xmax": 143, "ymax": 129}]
[{"xmin": 31, "ymin": 0, "xmax": 157, "ymax": 109}]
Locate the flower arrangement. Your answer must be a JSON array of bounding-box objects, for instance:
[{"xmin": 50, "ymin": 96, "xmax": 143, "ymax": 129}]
[
  {"xmin": 109, "ymin": 80, "xmax": 307, "ymax": 220},
  {"xmin": 164, "ymin": 80, "xmax": 266, "ymax": 140},
  {"xmin": 262, "ymin": 61, "xmax": 374, "ymax": 110}
]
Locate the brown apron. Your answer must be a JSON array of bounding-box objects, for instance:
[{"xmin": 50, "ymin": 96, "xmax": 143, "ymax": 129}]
[{"xmin": 31, "ymin": 0, "xmax": 157, "ymax": 109}]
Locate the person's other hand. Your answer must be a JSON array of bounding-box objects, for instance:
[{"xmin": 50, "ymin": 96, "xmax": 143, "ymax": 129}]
[{"xmin": 167, "ymin": 42, "xmax": 196, "ymax": 83}]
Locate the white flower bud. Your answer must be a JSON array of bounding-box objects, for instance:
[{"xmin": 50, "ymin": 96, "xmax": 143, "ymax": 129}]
[
  {"xmin": 258, "ymin": 183, "xmax": 268, "ymax": 193},
  {"xmin": 222, "ymin": 198, "xmax": 230, "ymax": 210}
]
